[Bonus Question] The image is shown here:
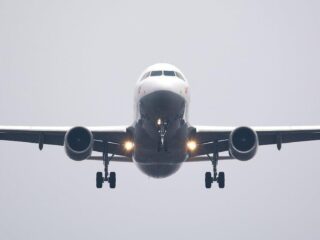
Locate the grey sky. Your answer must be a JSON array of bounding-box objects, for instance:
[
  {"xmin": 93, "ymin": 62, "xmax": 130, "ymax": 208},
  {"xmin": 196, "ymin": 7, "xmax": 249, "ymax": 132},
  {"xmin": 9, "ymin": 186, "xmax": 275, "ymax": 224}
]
[{"xmin": 0, "ymin": 0, "xmax": 320, "ymax": 239}]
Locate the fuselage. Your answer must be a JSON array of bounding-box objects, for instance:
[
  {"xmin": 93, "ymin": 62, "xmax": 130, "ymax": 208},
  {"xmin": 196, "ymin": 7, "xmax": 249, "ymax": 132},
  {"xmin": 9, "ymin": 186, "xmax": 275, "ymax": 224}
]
[{"xmin": 132, "ymin": 63, "xmax": 191, "ymax": 178}]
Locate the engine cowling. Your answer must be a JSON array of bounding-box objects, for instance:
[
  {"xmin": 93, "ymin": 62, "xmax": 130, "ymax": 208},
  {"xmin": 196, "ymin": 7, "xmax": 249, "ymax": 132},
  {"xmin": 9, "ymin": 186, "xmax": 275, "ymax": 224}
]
[
  {"xmin": 229, "ymin": 127, "xmax": 258, "ymax": 161},
  {"xmin": 64, "ymin": 126, "xmax": 93, "ymax": 161}
]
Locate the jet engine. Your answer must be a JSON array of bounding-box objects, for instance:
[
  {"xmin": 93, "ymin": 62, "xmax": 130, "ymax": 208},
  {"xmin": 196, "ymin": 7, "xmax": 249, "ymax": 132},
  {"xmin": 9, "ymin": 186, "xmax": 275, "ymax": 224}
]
[
  {"xmin": 229, "ymin": 127, "xmax": 258, "ymax": 161},
  {"xmin": 64, "ymin": 126, "xmax": 93, "ymax": 161}
]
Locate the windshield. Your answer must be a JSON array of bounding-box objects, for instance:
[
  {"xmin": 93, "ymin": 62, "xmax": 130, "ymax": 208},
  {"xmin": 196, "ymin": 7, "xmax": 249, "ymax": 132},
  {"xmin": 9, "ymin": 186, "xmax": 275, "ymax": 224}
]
[
  {"xmin": 175, "ymin": 72, "xmax": 184, "ymax": 80},
  {"xmin": 150, "ymin": 71, "xmax": 163, "ymax": 76},
  {"xmin": 141, "ymin": 70, "xmax": 185, "ymax": 80},
  {"xmin": 141, "ymin": 72, "xmax": 150, "ymax": 81},
  {"xmin": 163, "ymin": 71, "xmax": 175, "ymax": 76}
]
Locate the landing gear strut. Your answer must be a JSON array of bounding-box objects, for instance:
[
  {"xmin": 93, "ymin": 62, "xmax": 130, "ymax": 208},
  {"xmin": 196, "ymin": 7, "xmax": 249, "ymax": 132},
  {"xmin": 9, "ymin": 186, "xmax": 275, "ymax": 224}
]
[
  {"xmin": 205, "ymin": 143, "xmax": 225, "ymax": 189},
  {"xmin": 96, "ymin": 143, "xmax": 116, "ymax": 189},
  {"xmin": 157, "ymin": 118, "xmax": 168, "ymax": 152}
]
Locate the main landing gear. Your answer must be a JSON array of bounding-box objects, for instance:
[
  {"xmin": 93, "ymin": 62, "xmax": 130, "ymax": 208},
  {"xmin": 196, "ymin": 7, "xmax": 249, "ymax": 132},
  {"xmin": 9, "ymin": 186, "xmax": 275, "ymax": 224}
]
[
  {"xmin": 205, "ymin": 150, "xmax": 225, "ymax": 189},
  {"xmin": 96, "ymin": 144, "xmax": 116, "ymax": 189}
]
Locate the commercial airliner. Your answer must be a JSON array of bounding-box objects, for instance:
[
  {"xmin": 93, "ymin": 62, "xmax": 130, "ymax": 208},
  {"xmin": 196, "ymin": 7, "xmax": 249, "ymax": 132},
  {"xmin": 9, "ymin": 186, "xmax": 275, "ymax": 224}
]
[{"xmin": 1, "ymin": 63, "xmax": 320, "ymax": 189}]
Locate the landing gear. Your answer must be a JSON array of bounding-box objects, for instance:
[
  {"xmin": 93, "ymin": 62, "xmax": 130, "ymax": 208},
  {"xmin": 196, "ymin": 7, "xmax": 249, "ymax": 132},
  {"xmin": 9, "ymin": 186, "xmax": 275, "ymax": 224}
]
[
  {"xmin": 205, "ymin": 145, "xmax": 225, "ymax": 189},
  {"xmin": 96, "ymin": 143, "xmax": 117, "ymax": 189},
  {"xmin": 96, "ymin": 171, "xmax": 117, "ymax": 189},
  {"xmin": 205, "ymin": 169, "xmax": 225, "ymax": 189},
  {"xmin": 156, "ymin": 118, "xmax": 168, "ymax": 152},
  {"xmin": 157, "ymin": 135, "xmax": 168, "ymax": 152}
]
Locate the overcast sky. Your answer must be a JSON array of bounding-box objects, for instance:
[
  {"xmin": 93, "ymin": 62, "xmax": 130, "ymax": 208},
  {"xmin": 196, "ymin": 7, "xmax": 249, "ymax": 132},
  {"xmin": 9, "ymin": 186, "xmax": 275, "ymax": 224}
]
[{"xmin": 1, "ymin": 0, "xmax": 320, "ymax": 239}]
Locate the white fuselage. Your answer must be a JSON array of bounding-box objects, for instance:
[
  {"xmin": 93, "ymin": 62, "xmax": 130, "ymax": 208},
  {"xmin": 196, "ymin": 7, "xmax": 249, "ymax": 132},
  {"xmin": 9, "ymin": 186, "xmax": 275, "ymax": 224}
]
[{"xmin": 131, "ymin": 63, "xmax": 191, "ymax": 178}]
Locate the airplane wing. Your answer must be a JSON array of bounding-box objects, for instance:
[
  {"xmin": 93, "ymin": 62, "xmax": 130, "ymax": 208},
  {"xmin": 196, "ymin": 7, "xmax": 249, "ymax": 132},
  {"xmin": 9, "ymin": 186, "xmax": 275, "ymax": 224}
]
[
  {"xmin": 189, "ymin": 126, "xmax": 320, "ymax": 159},
  {"xmin": 0, "ymin": 126, "xmax": 132, "ymax": 160}
]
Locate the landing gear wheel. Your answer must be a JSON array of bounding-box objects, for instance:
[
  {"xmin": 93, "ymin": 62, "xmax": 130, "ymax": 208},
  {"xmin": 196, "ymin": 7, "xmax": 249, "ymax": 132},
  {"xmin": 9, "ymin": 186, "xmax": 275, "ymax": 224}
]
[
  {"xmin": 217, "ymin": 172, "xmax": 225, "ymax": 189},
  {"xmin": 96, "ymin": 172, "xmax": 104, "ymax": 189},
  {"xmin": 109, "ymin": 172, "xmax": 116, "ymax": 189},
  {"xmin": 205, "ymin": 172, "xmax": 213, "ymax": 189}
]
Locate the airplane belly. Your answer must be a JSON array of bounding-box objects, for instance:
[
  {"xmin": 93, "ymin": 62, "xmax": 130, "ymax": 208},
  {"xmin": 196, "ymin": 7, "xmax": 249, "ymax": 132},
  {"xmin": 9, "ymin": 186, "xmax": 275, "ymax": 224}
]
[
  {"xmin": 134, "ymin": 149, "xmax": 186, "ymax": 178},
  {"xmin": 133, "ymin": 126, "xmax": 188, "ymax": 178}
]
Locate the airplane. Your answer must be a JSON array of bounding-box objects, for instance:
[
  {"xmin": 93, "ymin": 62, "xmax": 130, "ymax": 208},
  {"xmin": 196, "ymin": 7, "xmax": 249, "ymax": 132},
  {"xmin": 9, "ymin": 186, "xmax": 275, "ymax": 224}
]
[{"xmin": 1, "ymin": 63, "xmax": 320, "ymax": 189}]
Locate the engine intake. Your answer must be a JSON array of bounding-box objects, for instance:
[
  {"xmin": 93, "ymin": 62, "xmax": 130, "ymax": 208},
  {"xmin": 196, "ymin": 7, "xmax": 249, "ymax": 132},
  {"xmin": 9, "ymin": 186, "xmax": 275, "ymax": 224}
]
[
  {"xmin": 64, "ymin": 126, "xmax": 93, "ymax": 161},
  {"xmin": 229, "ymin": 127, "xmax": 258, "ymax": 161}
]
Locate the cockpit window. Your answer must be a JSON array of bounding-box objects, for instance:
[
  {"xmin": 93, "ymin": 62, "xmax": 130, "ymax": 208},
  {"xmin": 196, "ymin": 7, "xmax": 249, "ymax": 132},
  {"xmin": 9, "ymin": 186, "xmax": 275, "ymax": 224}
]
[
  {"xmin": 141, "ymin": 72, "xmax": 150, "ymax": 81},
  {"xmin": 163, "ymin": 71, "xmax": 175, "ymax": 76},
  {"xmin": 175, "ymin": 72, "xmax": 185, "ymax": 80},
  {"xmin": 150, "ymin": 71, "xmax": 163, "ymax": 76},
  {"xmin": 144, "ymin": 70, "xmax": 185, "ymax": 80}
]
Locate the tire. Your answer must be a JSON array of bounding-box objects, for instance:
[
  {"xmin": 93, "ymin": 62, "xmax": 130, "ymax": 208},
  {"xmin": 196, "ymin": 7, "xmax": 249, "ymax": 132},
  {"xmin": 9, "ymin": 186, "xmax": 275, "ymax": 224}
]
[
  {"xmin": 109, "ymin": 172, "xmax": 116, "ymax": 189},
  {"xmin": 96, "ymin": 172, "xmax": 103, "ymax": 189},
  {"xmin": 205, "ymin": 172, "xmax": 212, "ymax": 189},
  {"xmin": 218, "ymin": 172, "xmax": 225, "ymax": 189}
]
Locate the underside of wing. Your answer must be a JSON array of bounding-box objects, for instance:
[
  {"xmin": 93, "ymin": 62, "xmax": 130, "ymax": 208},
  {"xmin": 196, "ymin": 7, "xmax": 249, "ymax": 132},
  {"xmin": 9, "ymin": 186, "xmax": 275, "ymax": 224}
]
[
  {"xmin": 0, "ymin": 125, "xmax": 132, "ymax": 161},
  {"xmin": 189, "ymin": 125, "xmax": 320, "ymax": 161}
]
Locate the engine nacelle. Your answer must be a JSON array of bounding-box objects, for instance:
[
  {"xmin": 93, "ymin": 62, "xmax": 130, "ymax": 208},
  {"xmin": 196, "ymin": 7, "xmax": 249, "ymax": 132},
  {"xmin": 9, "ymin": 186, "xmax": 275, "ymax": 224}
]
[
  {"xmin": 64, "ymin": 126, "xmax": 93, "ymax": 161},
  {"xmin": 229, "ymin": 127, "xmax": 258, "ymax": 161}
]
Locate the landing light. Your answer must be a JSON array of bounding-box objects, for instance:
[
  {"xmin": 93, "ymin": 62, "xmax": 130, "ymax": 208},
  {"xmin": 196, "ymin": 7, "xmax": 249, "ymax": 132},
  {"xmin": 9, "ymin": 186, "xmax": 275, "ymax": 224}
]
[
  {"xmin": 157, "ymin": 118, "xmax": 162, "ymax": 125},
  {"xmin": 187, "ymin": 140, "xmax": 197, "ymax": 152},
  {"xmin": 124, "ymin": 141, "xmax": 135, "ymax": 151}
]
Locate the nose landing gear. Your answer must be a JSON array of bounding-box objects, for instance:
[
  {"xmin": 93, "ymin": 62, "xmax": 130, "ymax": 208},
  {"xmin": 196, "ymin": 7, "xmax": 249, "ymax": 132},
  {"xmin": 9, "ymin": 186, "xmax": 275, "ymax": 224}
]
[
  {"xmin": 156, "ymin": 118, "xmax": 168, "ymax": 152},
  {"xmin": 96, "ymin": 143, "xmax": 117, "ymax": 189}
]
